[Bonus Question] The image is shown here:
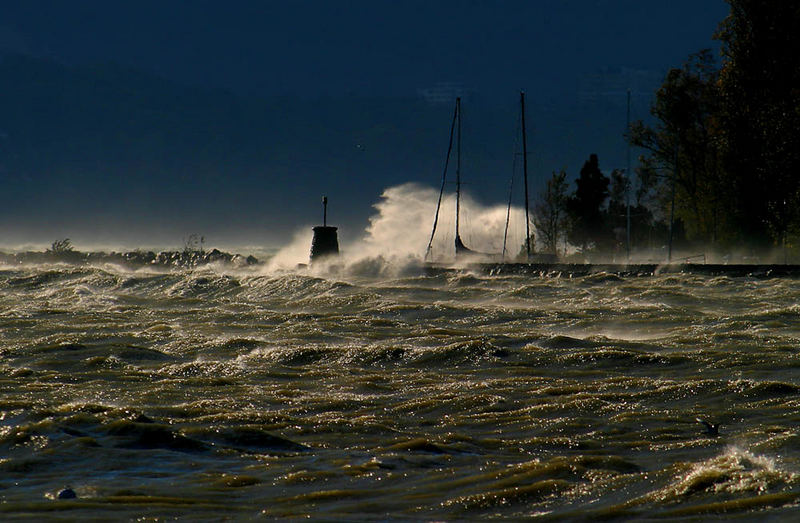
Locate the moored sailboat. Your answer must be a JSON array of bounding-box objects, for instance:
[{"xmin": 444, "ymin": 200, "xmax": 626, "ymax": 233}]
[
  {"xmin": 425, "ymin": 94, "xmax": 534, "ymax": 264},
  {"xmin": 425, "ymin": 97, "xmax": 489, "ymax": 261}
]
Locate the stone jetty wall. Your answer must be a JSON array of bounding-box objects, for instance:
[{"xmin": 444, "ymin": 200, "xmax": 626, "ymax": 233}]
[{"xmin": 0, "ymin": 249, "xmax": 260, "ymax": 269}]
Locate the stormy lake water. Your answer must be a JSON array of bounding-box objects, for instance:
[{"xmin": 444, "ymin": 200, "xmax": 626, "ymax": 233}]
[{"xmin": 3, "ymin": 260, "xmax": 800, "ymax": 519}]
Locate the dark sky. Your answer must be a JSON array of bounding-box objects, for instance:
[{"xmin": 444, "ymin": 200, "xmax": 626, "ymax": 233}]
[
  {"xmin": 3, "ymin": 0, "xmax": 727, "ymax": 98},
  {"xmin": 0, "ymin": 1, "xmax": 729, "ymax": 249}
]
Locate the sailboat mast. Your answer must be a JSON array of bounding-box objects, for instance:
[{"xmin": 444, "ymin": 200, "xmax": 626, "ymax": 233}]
[
  {"xmin": 455, "ymin": 97, "xmax": 462, "ymax": 241},
  {"xmin": 425, "ymin": 100, "xmax": 458, "ymax": 261},
  {"xmin": 626, "ymin": 89, "xmax": 631, "ymax": 263},
  {"xmin": 521, "ymin": 91, "xmax": 531, "ymax": 260}
]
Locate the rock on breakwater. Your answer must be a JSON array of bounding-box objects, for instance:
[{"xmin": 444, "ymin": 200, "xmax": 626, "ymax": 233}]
[{"xmin": 0, "ymin": 249, "xmax": 260, "ymax": 269}]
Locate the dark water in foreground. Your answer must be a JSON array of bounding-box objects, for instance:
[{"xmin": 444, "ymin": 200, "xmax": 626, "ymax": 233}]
[{"xmin": 2, "ymin": 261, "xmax": 800, "ymax": 519}]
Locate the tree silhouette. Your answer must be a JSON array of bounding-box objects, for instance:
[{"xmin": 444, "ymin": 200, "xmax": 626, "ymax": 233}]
[
  {"xmin": 567, "ymin": 154, "xmax": 610, "ymax": 253},
  {"xmin": 717, "ymin": 0, "xmax": 800, "ymax": 247},
  {"xmin": 533, "ymin": 170, "xmax": 569, "ymax": 255},
  {"xmin": 629, "ymin": 50, "xmax": 724, "ymax": 245}
]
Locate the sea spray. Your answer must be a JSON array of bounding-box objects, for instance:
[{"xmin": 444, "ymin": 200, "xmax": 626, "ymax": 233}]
[
  {"xmin": 364, "ymin": 183, "xmax": 529, "ymax": 261},
  {"xmin": 266, "ymin": 183, "xmax": 530, "ymax": 271},
  {"xmin": 266, "ymin": 225, "xmax": 317, "ymax": 270}
]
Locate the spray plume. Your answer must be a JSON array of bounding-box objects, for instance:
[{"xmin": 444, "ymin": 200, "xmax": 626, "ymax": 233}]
[{"xmin": 266, "ymin": 183, "xmax": 530, "ymax": 275}]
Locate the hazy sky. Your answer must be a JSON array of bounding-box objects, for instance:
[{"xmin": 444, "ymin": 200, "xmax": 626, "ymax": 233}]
[{"xmin": 0, "ymin": 1, "xmax": 730, "ymax": 249}]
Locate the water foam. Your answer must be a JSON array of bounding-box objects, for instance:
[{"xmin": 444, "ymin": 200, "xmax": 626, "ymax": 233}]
[
  {"xmin": 666, "ymin": 446, "xmax": 796, "ymax": 499},
  {"xmin": 265, "ymin": 183, "xmax": 529, "ymax": 274}
]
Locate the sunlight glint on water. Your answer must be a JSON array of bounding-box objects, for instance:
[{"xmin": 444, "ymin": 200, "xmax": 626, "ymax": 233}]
[{"xmin": 2, "ymin": 261, "xmax": 800, "ymax": 518}]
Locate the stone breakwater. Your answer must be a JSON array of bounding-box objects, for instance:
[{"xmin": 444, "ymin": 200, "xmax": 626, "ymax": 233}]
[{"xmin": 0, "ymin": 248, "xmax": 260, "ymax": 269}]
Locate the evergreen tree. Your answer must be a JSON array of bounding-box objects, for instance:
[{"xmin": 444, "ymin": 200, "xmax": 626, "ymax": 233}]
[{"xmin": 566, "ymin": 154, "xmax": 610, "ymax": 252}]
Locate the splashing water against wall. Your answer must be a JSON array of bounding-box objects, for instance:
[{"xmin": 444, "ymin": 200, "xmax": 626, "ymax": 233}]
[{"xmin": 267, "ymin": 183, "xmax": 529, "ymax": 271}]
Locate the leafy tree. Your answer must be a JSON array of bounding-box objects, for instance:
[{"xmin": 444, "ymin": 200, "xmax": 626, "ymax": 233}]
[
  {"xmin": 607, "ymin": 168, "xmax": 628, "ymax": 209},
  {"xmin": 566, "ymin": 154, "xmax": 610, "ymax": 252},
  {"xmin": 533, "ymin": 170, "xmax": 569, "ymax": 255},
  {"xmin": 629, "ymin": 50, "xmax": 725, "ymax": 245},
  {"xmin": 716, "ymin": 0, "xmax": 800, "ymax": 246},
  {"xmin": 49, "ymin": 238, "xmax": 74, "ymax": 253}
]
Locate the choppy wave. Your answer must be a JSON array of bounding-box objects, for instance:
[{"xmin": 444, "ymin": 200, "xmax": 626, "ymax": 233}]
[{"xmin": 2, "ymin": 261, "xmax": 800, "ymax": 518}]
